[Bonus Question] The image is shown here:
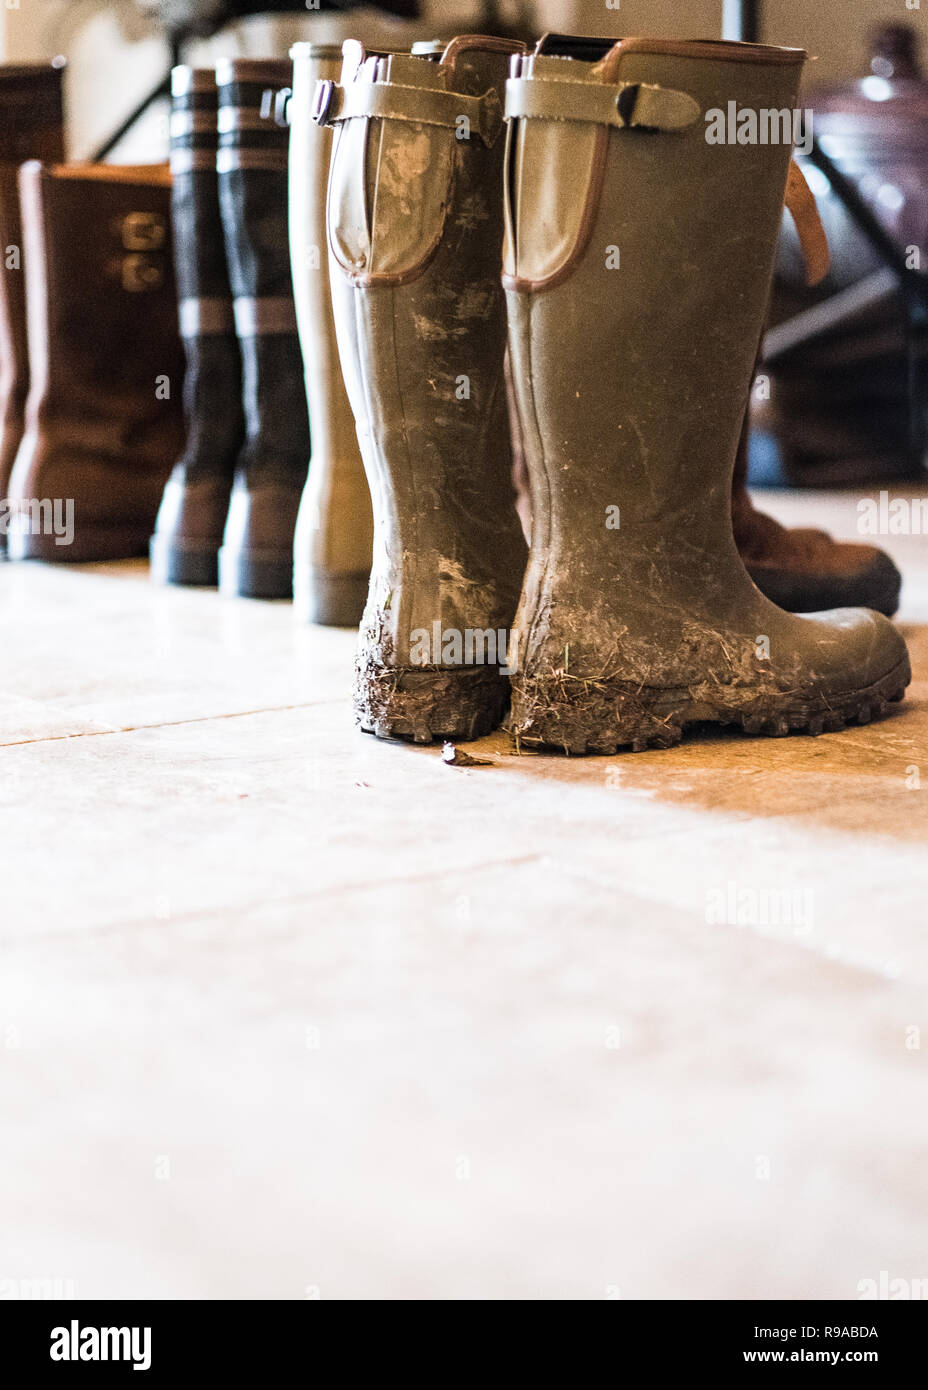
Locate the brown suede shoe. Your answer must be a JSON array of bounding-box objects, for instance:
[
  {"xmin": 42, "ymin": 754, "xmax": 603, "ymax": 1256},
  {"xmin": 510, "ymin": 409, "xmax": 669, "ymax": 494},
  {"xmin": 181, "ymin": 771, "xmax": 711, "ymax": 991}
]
[{"xmin": 733, "ymin": 420, "xmax": 902, "ymax": 616}]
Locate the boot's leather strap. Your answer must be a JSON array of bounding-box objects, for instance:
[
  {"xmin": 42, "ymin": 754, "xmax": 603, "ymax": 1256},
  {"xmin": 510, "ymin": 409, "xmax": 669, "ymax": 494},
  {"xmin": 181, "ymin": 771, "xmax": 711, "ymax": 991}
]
[
  {"xmin": 504, "ymin": 75, "xmax": 701, "ymax": 132},
  {"xmin": 785, "ymin": 159, "xmax": 830, "ymax": 286},
  {"xmin": 233, "ymin": 295, "xmax": 297, "ymax": 337},
  {"xmin": 313, "ymin": 78, "xmax": 504, "ymax": 147}
]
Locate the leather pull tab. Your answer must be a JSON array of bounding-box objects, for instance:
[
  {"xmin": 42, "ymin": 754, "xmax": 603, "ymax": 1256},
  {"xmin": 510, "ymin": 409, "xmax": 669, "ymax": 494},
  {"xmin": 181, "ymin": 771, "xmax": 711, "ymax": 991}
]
[{"xmin": 785, "ymin": 160, "xmax": 830, "ymax": 286}]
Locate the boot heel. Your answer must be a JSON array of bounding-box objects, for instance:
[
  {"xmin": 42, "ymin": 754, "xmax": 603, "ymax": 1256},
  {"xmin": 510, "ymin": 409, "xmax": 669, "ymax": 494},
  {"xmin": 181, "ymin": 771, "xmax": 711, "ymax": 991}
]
[
  {"xmin": 510, "ymin": 676, "xmax": 686, "ymax": 756},
  {"xmin": 8, "ymin": 525, "xmax": 151, "ymax": 563},
  {"xmin": 218, "ymin": 546, "xmax": 293, "ymax": 600},
  {"xmin": 355, "ymin": 665, "xmax": 510, "ymax": 744},
  {"xmin": 149, "ymin": 535, "xmax": 219, "ymax": 587},
  {"xmin": 294, "ymin": 568, "xmax": 368, "ymax": 627}
]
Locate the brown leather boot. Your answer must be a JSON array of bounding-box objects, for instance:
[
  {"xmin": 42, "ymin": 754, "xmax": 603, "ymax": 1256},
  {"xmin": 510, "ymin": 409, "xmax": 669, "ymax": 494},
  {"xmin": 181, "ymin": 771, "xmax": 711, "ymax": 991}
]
[
  {"xmin": 6, "ymin": 163, "xmax": 184, "ymax": 561},
  {"xmin": 0, "ymin": 63, "xmax": 64, "ymax": 557},
  {"xmin": 733, "ymin": 411, "xmax": 903, "ymax": 616}
]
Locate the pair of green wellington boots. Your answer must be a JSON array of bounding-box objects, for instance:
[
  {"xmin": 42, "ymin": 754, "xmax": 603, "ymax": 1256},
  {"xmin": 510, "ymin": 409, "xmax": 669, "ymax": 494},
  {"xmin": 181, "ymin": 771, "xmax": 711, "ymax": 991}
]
[{"xmin": 316, "ymin": 33, "xmax": 911, "ymax": 753}]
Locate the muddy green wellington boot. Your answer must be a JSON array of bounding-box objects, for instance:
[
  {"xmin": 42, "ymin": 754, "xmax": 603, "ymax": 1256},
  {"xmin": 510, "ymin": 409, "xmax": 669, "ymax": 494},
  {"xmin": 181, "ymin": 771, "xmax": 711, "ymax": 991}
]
[
  {"xmin": 215, "ymin": 57, "xmax": 309, "ymax": 599},
  {"xmin": 503, "ymin": 35, "xmax": 910, "ymax": 755},
  {"xmin": 150, "ymin": 67, "xmax": 245, "ymax": 586},
  {"xmin": 0, "ymin": 63, "xmax": 64, "ymax": 558},
  {"xmin": 317, "ymin": 35, "xmax": 529, "ymax": 739},
  {"xmin": 287, "ymin": 43, "xmax": 372, "ymax": 626}
]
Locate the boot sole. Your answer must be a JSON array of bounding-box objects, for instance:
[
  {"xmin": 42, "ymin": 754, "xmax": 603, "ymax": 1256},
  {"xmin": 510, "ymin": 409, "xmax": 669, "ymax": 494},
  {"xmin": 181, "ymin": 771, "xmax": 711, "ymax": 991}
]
[
  {"xmin": 149, "ymin": 535, "xmax": 220, "ymax": 587},
  {"xmin": 294, "ymin": 568, "xmax": 368, "ymax": 628},
  {"xmin": 7, "ymin": 529, "xmax": 150, "ymax": 562},
  {"xmin": 510, "ymin": 656, "xmax": 911, "ymax": 756},
  {"xmin": 218, "ymin": 546, "xmax": 293, "ymax": 600},
  {"xmin": 356, "ymin": 666, "xmax": 510, "ymax": 744}
]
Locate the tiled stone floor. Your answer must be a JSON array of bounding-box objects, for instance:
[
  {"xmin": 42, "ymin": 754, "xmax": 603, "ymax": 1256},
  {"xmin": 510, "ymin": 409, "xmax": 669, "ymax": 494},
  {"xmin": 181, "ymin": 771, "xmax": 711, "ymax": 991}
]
[{"xmin": 0, "ymin": 487, "xmax": 926, "ymax": 1299}]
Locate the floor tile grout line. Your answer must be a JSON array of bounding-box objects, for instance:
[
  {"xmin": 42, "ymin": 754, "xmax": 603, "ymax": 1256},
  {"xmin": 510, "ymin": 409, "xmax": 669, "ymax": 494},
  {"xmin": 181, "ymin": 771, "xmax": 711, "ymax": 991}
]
[
  {"xmin": 0, "ymin": 698, "xmax": 346, "ymax": 749},
  {"xmin": 0, "ymin": 852, "xmax": 547, "ymax": 944}
]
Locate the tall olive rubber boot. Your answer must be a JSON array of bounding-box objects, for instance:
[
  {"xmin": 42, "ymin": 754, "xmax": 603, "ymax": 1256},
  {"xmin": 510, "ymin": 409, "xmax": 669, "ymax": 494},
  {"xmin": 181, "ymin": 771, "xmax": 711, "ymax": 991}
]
[
  {"xmin": 504, "ymin": 36, "xmax": 910, "ymax": 754},
  {"xmin": 150, "ymin": 67, "xmax": 244, "ymax": 586},
  {"xmin": 215, "ymin": 58, "xmax": 309, "ymax": 599},
  {"xmin": 0, "ymin": 63, "xmax": 64, "ymax": 558},
  {"xmin": 288, "ymin": 43, "xmax": 372, "ymax": 626},
  {"xmin": 318, "ymin": 36, "xmax": 528, "ymax": 739}
]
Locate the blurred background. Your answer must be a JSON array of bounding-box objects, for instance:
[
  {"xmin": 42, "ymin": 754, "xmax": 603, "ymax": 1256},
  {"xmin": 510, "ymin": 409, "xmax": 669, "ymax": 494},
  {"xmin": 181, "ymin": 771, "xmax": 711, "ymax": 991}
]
[
  {"xmin": 4, "ymin": 1, "xmax": 927, "ymax": 490},
  {"xmin": 0, "ymin": 1, "xmax": 915, "ymax": 160}
]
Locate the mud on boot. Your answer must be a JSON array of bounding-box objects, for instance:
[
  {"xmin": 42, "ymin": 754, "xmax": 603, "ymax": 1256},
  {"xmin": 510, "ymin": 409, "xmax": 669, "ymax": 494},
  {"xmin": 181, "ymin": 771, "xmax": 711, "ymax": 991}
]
[
  {"xmin": 502, "ymin": 35, "xmax": 910, "ymax": 755},
  {"xmin": 318, "ymin": 36, "xmax": 528, "ymax": 740}
]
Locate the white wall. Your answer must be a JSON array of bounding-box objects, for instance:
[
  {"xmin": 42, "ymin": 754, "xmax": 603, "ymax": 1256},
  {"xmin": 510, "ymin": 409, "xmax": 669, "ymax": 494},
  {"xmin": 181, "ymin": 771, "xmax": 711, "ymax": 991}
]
[{"xmin": 563, "ymin": 0, "xmax": 928, "ymax": 87}]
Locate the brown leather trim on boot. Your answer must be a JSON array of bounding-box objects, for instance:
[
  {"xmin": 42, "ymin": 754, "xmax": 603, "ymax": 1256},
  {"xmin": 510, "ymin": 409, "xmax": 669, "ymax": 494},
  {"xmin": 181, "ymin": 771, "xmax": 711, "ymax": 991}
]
[
  {"xmin": 502, "ymin": 41, "xmax": 632, "ymax": 295},
  {"xmin": 214, "ymin": 59, "xmax": 293, "ymax": 86},
  {"xmin": 503, "ymin": 38, "xmax": 807, "ymax": 295},
  {"xmin": 785, "ymin": 160, "xmax": 830, "ymax": 286},
  {"xmin": 47, "ymin": 163, "xmax": 172, "ymax": 185},
  {"xmin": 440, "ymin": 35, "xmax": 526, "ymax": 69},
  {"xmin": 598, "ymin": 37, "xmax": 806, "ymax": 65}
]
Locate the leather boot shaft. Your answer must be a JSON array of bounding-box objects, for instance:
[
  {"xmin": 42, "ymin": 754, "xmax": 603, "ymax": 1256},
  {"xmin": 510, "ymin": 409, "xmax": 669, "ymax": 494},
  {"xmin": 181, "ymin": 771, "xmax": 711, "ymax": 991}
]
[
  {"xmin": 0, "ymin": 63, "xmax": 64, "ymax": 548},
  {"xmin": 6, "ymin": 161, "xmax": 184, "ymax": 562}
]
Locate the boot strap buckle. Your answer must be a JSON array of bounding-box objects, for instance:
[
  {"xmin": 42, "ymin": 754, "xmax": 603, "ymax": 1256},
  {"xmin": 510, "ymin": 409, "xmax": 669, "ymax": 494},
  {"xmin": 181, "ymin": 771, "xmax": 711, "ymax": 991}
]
[
  {"xmin": 273, "ymin": 87, "xmax": 292, "ymax": 129},
  {"xmin": 313, "ymin": 78, "xmax": 339, "ymax": 128},
  {"xmin": 504, "ymin": 75, "xmax": 700, "ymax": 133}
]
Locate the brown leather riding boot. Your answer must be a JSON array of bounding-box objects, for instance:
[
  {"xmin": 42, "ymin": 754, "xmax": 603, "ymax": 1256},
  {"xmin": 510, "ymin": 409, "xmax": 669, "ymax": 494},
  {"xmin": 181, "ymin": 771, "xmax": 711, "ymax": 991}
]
[
  {"xmin": 6, "ymin": 163, "xmax": 184, "ymax": 561},
  {"xmin": 733, "ymin": 413, "xmax": 903, "ymax": 616},
  {"xmin": 0, "ymin": 63, "xmax": 64, "ymax": 557}
]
